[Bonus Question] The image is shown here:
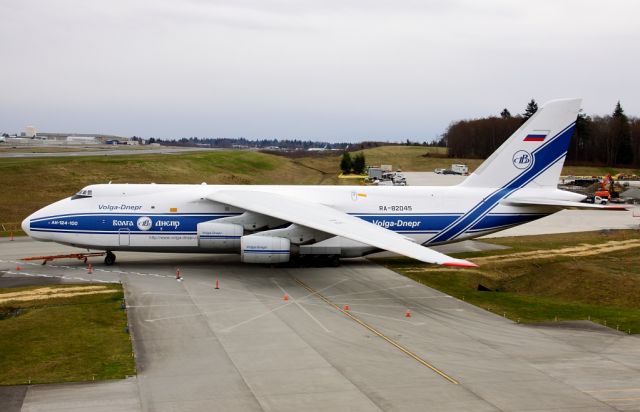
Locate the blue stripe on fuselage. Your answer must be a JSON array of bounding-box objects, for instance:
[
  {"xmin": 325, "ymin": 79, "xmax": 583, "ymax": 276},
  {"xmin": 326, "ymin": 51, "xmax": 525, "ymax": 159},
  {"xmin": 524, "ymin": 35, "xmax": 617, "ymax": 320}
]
[
  {"xmin": 30, "ymin": 213, "xmax": 237, "ymax": 233},
  {"xmin": 29, "ymin": 212, "xmax": 550, "ymax": 239}
]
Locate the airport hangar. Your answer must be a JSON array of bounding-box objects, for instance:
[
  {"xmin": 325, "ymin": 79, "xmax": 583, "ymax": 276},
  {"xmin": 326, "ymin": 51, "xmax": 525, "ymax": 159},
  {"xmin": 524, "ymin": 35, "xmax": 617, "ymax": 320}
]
[{"xmin": 2, "ymin": 173, "xmax": 640, "ymax": 412}]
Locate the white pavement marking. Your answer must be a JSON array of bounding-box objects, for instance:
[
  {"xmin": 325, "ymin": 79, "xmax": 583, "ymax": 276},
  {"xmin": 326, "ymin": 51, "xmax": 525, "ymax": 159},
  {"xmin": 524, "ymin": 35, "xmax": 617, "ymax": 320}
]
[
  {"xmin": 12, "ymin": 260, "xmax": 172, "ymax": 280},
  {"xmin": 271, "ymin": 278, "xmax": 331, "ymax": 333},
  {"xmin": 4, "ymin": 271, "xmax": 119, "ymax": 284},
  {"xmin": 141, "ymin": 291, "xmax": 262, "ymax": 302},
  {"xmin": 128, "ymin": 302, "xmax": 253, "ymax": 308},
  {"xmin": 220, "ymin": 301, "xmax": 293, "ymax": 332},
  {"xmin": 221, "ymin": 279, "xmax": 349, "ymax": 333},
  {"xmin": 144, "ymin": 306, "xmax": 247, "ymax": 323},
  {"xmin": 194, "ymin": 281, "xmax": 283, "ymax": 300}
]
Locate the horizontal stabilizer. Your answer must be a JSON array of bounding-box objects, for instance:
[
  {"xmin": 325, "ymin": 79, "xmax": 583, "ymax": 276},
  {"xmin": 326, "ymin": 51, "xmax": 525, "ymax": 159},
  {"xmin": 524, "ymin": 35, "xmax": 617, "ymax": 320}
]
[{"xmin": 501, "ymin": 197, "xmax": 628, "ymax": 211}]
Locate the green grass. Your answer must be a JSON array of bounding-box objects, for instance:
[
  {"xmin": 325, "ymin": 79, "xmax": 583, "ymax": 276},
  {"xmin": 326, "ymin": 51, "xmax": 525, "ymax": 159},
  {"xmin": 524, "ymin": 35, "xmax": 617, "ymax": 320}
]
[
  {"xmin": 375, "ymin": 230, "xmax": 640, "ymax": 334},
  {"xmin": 0, "ymin": 284, "xmax": 135, "ymax": 385}
]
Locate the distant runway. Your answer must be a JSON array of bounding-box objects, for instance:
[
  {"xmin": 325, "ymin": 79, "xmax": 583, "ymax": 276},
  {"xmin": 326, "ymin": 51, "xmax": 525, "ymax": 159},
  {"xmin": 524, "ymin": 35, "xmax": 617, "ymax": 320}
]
[
  {"xmin": 2, "ymin": 239, "xmax": 639, "ymax": 411},
  {"xmin": 0, "ymin": 146, "xmax": 223, "ymax": 158}
]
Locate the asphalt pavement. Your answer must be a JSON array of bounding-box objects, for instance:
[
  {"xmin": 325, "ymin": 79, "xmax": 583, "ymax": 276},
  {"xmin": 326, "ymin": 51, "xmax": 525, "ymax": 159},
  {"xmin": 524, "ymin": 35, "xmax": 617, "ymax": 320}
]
[{"xmin": 1, "ymin": 238, "xmax": 639, "ymax": 411}]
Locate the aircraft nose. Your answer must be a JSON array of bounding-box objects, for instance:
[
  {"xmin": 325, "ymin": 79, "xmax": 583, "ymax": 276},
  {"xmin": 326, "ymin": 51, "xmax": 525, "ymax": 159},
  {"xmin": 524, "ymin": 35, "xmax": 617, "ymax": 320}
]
[{"xmin": 21, "ymin": 215, "xmax": 32, "ymax": 237}]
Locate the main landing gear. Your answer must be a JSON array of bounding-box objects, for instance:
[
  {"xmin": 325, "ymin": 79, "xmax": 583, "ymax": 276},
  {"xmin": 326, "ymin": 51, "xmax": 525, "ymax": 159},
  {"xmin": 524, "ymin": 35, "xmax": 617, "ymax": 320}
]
[
  {"xmin": 104, "ymin": 251, "xmax": 116, "ymax": 266},
  {"xmin": 287, "ymin": 254, "xmax": 340, "ymax": 268}
]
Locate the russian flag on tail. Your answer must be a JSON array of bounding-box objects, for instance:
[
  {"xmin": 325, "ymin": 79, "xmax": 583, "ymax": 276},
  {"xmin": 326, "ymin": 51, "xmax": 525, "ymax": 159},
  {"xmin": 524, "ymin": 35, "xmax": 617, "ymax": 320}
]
[{"xmin": 523, "ymin": 133, "xmax": 547, "ymax": 142}]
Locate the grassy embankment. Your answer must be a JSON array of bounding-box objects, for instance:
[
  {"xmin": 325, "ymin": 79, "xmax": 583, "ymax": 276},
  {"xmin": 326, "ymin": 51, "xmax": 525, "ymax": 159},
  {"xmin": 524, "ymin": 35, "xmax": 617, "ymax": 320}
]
[
  {"xmin": 0, "ymin": 284, "xmax": 135, "ymax": 385},
  {"xmin": 376, "ymin": 230, "xmax": 640, "ymax": 334},
  {"xmin": 2, "ymin": 145, "xmax": 638, "ymax": 237}
]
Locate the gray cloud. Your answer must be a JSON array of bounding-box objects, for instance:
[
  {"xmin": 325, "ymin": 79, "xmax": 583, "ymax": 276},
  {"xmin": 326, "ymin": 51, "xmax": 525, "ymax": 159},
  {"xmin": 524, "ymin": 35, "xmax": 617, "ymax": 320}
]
[{"xmin": 1, "ymin": 0, "xmax": 638, "ymax": 140}]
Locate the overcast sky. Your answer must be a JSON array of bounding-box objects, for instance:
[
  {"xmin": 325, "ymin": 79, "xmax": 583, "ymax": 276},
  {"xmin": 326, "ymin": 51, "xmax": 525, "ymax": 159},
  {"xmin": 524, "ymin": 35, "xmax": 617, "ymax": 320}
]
[{"xmin": 1, "ymin": 0, "xmax": 638, "ymax": 141}]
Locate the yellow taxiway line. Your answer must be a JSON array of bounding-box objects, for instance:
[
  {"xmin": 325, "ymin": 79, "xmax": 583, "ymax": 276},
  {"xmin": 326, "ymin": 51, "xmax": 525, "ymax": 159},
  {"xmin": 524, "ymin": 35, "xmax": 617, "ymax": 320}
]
[{"xmin": 291, "ymin": 276, "xmax": 459, "ymax": 385}]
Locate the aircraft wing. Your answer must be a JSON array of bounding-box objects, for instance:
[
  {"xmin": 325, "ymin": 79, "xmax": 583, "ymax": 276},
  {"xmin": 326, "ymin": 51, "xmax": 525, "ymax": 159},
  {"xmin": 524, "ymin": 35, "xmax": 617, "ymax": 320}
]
[
  {"xmin": 207, "ymin": 190, "xmax": 477, "ymax": 267},
  {"xmin": 501, "ymin": 197, "xmax": 629, "ymax": 211}
]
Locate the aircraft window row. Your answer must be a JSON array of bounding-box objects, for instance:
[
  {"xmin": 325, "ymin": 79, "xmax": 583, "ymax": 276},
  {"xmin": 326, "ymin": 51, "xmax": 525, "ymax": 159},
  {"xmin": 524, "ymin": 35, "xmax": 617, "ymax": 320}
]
[{"xmin": 71, "ymin": 189, "xmax": 93, "ymax": 200}]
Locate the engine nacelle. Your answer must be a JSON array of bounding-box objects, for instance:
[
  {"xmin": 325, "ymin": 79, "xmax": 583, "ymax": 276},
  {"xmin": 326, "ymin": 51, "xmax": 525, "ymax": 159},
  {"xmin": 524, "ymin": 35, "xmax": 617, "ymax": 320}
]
[
  {"xmin": 197, "ymin": 222, "xmax": 243, "ymax": 251},
  {"xmin": 241, "ymin": 235, "xmax": 290, "ymax": 264}
]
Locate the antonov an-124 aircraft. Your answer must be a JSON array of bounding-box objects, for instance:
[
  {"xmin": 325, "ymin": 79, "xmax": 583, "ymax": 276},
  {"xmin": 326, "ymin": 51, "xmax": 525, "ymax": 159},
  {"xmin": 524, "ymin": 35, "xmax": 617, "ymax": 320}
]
[{"xmin": 22, "ymin": 98, "xmax": 621, "ymax": 267}]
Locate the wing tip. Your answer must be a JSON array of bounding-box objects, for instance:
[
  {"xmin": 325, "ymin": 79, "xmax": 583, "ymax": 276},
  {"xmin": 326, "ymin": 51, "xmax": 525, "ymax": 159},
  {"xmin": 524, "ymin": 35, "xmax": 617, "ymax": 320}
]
[
  {"xmin": 442, "ymin": 260, "xmax": 478, "ymax": 268},
  {"xmin": 605, "ymin": 206, "xmax": 629, "ymax": 211}
]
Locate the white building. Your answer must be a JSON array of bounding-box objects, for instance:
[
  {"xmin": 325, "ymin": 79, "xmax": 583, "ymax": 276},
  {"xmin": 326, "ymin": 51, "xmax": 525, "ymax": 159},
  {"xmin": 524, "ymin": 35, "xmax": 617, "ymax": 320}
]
[
  {"xmin": 25, "ymin": 125, "xmax": 37, "ymax": 138},
  {"xmin": 66, "ymin": 136, "xmax": 98, "ymax": 144}
]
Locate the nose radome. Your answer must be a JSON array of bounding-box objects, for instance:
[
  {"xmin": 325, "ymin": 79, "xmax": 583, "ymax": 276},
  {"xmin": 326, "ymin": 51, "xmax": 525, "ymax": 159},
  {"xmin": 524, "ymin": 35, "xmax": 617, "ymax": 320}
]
[{"xmin": 21, "ymin": 216, "xmax": 31, "ymax": 236}]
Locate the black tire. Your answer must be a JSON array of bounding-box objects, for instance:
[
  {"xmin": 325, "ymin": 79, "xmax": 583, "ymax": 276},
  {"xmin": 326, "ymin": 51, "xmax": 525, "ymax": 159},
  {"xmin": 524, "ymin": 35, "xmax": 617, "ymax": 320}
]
[
  {"xmin": 329, "ymin": 255, "xmax": 340, "ymax": 267},
  {"xmin": 104, "ymin": 252, "xmax": 116, "ymax": 266}
]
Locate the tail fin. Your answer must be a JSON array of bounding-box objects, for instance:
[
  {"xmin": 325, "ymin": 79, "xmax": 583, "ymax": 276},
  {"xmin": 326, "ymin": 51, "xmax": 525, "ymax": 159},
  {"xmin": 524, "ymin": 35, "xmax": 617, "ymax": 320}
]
[{"xmin": 460, "ymin": 98, "xmax": 581, "ymax": 188}]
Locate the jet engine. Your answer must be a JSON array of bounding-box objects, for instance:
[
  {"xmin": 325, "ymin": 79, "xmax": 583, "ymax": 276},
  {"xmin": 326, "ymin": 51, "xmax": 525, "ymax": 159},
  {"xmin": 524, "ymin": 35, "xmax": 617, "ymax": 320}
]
[
  {"xmin": 240, "ymin": 235, "xmax": 290, "ymax": 263},
  {"xmin": 197, "ymin": 221, "xmax": 243, "ymax": 251}
]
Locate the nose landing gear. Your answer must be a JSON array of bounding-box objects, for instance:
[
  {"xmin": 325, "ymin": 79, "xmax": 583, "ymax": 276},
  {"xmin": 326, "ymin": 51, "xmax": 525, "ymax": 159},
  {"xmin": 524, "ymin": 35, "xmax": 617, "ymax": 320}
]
[{"xmin": 104, "ymin": 251, "xmax": 116, "ymax": 266}]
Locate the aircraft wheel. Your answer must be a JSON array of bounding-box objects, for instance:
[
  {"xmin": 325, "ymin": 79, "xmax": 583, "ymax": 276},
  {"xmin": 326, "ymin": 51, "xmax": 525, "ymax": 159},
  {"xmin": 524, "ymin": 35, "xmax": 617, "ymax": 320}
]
[
  {"xmin": 104, "ymin": 252, "xmax": 116, "ymax": 266},
  {"xmin": 329, "ymin": 255, "xmax": 340, "ymax": 267}
]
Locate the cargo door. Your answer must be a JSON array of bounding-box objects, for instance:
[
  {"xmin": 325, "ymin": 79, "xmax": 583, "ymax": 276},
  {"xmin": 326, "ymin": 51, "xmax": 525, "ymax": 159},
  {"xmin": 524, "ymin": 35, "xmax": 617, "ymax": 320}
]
[{"xmin": 118, "ymin": 228, "xmax": 130, "ymax": 246}]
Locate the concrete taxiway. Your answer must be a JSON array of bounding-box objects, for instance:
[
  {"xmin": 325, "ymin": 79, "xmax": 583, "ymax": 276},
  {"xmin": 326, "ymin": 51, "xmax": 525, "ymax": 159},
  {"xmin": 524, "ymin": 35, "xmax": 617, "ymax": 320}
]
[{"xmin": 2, "ymin": 238, "xmax": 639, "ymax": 411}]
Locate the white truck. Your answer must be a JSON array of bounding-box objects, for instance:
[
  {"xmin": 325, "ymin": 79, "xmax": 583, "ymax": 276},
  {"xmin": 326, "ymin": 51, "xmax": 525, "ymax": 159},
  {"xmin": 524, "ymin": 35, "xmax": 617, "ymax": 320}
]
[{"xmin": 451, "ymin": 164, "xmax": 469, "ymax": 175}]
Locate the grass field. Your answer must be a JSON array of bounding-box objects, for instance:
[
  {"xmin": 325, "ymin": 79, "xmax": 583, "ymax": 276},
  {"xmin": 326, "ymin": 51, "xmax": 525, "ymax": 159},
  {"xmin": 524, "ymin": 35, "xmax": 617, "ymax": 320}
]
[
  {"xmin": 0, "ymin": 284, "xmax": 135, "ymax": 385},
  {"xmin": 376, "ymin": 230, "xmax": 640, "ymax": 334}
]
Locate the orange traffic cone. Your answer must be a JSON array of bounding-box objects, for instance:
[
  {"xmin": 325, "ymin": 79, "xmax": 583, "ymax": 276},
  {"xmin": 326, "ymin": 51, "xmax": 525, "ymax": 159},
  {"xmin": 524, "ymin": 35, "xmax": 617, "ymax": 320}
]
[
  {"xmin": 283, "ymin": 293, "xmax": 289, "ymax": 301},
  {"xmin": 405, "ymin": 309, "xmax": 412, "ymax": 318},
  {"xmin": 215, "ymin": 277, "xmax": 219, "ymax": 290},
  {"xmin": 16, "ymin": 263, "xmax": 21, "ymax": 271},
  {"xmin": 343, "ymin": 304, "xmax": 350, "ymax": 311}
]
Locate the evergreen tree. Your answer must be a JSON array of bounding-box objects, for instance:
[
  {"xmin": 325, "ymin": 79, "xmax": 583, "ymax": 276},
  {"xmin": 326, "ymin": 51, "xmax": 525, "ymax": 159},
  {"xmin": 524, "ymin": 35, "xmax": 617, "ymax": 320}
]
[
  {"xmin": 523, "ymin": 99, "xmax": 538, "ymax": 121},
  {"xmin": 352, "ymin": 153, "xmax": 366, "ymax": 174},
  {"xmin": 568, "ymin": 111, "xmax": 591, "ymax": 163},
  {"xmin": 612, "ymin": 101, "xmax": 632, "ymax": 164},
  {"xmin": 340, "ymin": 152, "xmax": 353, "ymax": 174},
  {"xmin": 613, "ymin": 101, "xmax": 625, "ymax": 118},
  {"xmin": 500, "ymin": 108, "xmax": 511, "ymax": 118}
]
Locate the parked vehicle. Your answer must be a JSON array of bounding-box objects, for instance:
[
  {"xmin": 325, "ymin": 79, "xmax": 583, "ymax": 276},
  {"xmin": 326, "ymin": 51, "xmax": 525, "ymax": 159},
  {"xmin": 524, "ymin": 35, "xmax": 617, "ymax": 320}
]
[{"xmin": 451, "ymin": 164, "xmax": 469, "ymax": 175}]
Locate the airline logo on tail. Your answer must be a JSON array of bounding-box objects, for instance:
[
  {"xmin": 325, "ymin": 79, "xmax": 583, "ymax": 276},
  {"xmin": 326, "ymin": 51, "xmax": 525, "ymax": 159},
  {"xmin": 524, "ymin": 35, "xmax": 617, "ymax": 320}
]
[{"xmin": 512, "ymin": 150, "xmax": 532, "ymax": 169}]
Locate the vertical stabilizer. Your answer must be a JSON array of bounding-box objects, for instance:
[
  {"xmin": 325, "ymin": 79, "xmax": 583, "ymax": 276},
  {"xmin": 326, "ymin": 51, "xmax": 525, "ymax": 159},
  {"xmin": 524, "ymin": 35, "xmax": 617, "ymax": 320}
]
[{"xmin": 460, "ymin": 98, "xmax": 582, "ymax": 188}]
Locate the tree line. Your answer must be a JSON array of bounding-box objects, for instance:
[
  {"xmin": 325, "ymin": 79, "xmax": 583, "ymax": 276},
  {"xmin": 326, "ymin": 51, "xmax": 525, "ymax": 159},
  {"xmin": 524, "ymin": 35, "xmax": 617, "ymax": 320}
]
[
  {"xmin": 152, "ymin": 137, "xmax": 354, "ymax": 150},
  {"xmin": 443, "ymin": 100, "xmax": 640, "ymax": 168}
]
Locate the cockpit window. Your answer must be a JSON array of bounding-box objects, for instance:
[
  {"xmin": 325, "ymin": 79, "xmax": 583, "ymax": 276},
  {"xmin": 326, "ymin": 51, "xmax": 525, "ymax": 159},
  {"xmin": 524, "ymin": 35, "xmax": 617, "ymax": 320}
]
[{"xmin": 71, "ymin": 188, "xmax": 93, "ymax": 200}]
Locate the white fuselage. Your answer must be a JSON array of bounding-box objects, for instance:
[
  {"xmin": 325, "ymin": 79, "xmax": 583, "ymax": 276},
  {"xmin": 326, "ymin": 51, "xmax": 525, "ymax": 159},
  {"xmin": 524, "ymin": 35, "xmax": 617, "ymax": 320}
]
[{"xmin": 22, "ymin": 183, "xmax": 582, "ymax": 257}]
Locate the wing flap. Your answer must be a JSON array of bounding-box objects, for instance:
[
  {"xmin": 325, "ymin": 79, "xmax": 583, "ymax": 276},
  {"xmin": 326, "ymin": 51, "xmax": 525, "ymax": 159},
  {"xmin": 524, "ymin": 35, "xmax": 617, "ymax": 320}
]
[{"xmin": 207, "ymin": 190, "xmax": 477, "ymax": 267}]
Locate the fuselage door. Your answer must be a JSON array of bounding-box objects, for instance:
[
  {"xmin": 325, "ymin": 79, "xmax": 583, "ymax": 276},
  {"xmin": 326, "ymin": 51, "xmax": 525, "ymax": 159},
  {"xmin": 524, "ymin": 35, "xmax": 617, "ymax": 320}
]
[{"xmin": 118, "ymin": 229, "xmax": 131, "ymax": 246}]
